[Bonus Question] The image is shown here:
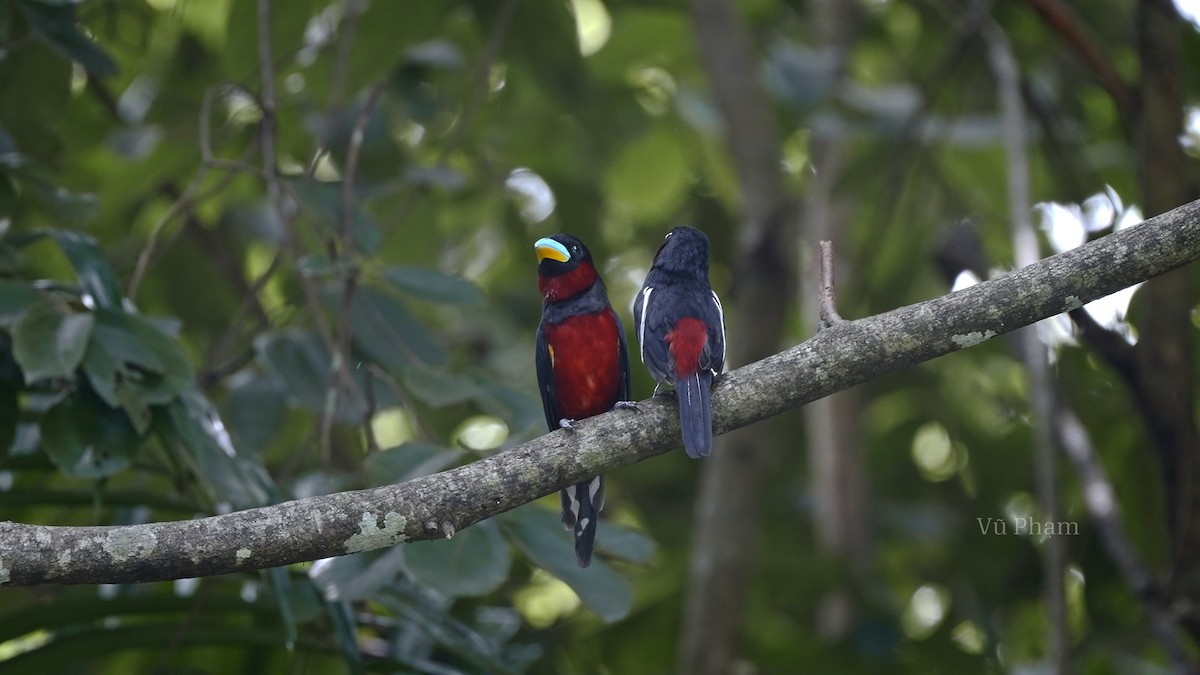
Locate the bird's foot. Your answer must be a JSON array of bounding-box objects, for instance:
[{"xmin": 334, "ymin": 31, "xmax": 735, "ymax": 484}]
[
  {"xmin": 612, "ymin": 400, "xmax": 640, "ymax": 412},
  {"xmin": 558, "ymin": 418, "xmax": 576, "ymax": 433}
]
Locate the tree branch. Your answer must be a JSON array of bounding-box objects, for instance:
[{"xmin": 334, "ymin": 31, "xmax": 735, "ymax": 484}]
[{"xmin": 4, "ymin": 198, "xmax": 1200, "ymax": 586}]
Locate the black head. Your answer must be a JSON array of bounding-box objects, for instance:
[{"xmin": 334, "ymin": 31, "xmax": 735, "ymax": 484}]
[
  {"xmin": 651, "ymin": 226, "xmax": 711, "ymax": 276},
  {"xmin": 535, "ymin": 234, "xmax": 593, "ymax": 277}
]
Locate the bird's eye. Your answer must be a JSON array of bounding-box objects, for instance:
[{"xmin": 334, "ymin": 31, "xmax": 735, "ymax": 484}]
[{"xmin": 572, "ymin": 245, "xmax": 581, "ymax": 254}]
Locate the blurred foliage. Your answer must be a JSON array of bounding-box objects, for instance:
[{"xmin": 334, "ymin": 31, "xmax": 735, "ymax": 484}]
[{"xmin": 0, "ymin": 0, "xmax": 1196, "ymax": 672}]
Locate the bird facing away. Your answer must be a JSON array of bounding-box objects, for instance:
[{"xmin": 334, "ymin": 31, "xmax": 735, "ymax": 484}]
[
  {"xmin": 534, "ymin": 234, "xmax": 632, "ymax": 568},
  {"xmin": 633, "ymin": 226, "xmax": 726, "ymax": 458}
]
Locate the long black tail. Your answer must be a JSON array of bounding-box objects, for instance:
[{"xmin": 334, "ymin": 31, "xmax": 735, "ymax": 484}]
[
  {"xmin": 678, "ymin": 370, "xmax": 713, "ymax": 459},
  {"xmin": 559, "ymin": 474, "xmax": 605, "ymax": 568}
]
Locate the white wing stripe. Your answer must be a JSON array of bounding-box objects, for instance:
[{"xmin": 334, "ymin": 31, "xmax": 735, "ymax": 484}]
[
  {"xmin": 638, "ymin": 287, "xmax": 653, "ymax": 364},
  {"xmin": 711, "ymin": 290, "xmax": 726, "ymax": 374}
]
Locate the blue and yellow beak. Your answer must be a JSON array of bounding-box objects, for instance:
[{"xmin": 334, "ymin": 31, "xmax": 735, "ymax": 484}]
[{"xmin": 534, "ymin": 237, "xmax": 571, "ymax": 263}]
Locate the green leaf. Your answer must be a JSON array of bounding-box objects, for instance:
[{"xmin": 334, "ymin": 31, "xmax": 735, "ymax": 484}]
[
  {"xmin": 383, "ymin": 265, "xmax": 483, "ymax": 305},
  {"xmin": 399, "ymin": 363, "xmax": 477, "ymax": 407},
  {"xmin": 323, "ymin": 599, "xmax": 364, "ymax": 672},
  {"xmin": 331, "ymin": 2, "xmax": 449, "ymax": 97},
  {"xmin": 595, "ymin": 522, "xmax": 657, "ymax": 565},
  {"xmin": 45, "ymin": 230, "xmax": 122, "ymax": 309},
  {"xmin": 0, "ymin": 281, "xmax": 37, "ymax": 328},
  {"xmin": 499, "ymin": 505, "xmax": 632, "ymax": 622},
  {"xmin": 31, "ymin": 179, "xmax": 99, "ymax": 224},
  {"xmin": 474, "ymin": 382, "xmax": 545, "ymax": 436},
  {"xmin": 222, "ymin": 0, "xmax": 317, "ymax": 83},
  {"xmin": 403, "ymin": 520, "xmax": 512, "ymax": 598},
  {"xmin": 296, "ymin": 254, "xmax": 353, "ymax": 279},
  {"xmin": 288, "ymin": 181, "xmax": 380, "ymax": 254},
  {"xmin": 83, "ymin": 309, "xmax": 193, "ymax": 419},
  {"xmin": 310, "ymin": 548, "xmax": 405, "ymax": 604},
  {"xmin": 254, "ymin": 329, "xmax": 340, "ymax": 415},
  {"xmin": 222, "ymin": 374, "xmax": 286, "ymax": 455},
  {"xmin": 80, "ymin": 330, "xmax": 153, "ymax": 434},
  {"xmin": 342, "ymin": 286, "xmax": 446, "ymax": 369},
  {"xmin": 0, "ymin": 155, "xmax": 99, "ymax": 223},
  {"xmin": 80, "ymin": 337, "xmax": 128, "ymax": 413},
  {"xmin": 265, "ymin": 567, "xmax": 298, "ymax": 650},
  {"xmin": 0, "ymin": 625, "xmax": 296, "ymax": 674},
  {"xmin": 87, "ymin": 310, "xmax": 164, "ymax": 375},
  {"xmin": 11, "ymin": 299, "xmax": 93, "ymax": 383},
  {"xmin": 374, "ymin": 582, "xmax": 538, "ymax": 673},
  {"xmin": 40, "ymin": 391, "xmax": 140, "ymax": 478},
  {"xmin": 495, "ymin": 0, "xmax": 583, "ymax": 102},
  {"xmin": 309, "ymin": 96, "xmax": 404, "ymax": 185},
  {"xmin": 0, "ymin": 353, "xmax": 17, "ymax": 455},
  {"xmin": 0, "ymin": 39, "xmax": 70, "ymax": 159},
  {"xmin": 363, "ymin": 442, "xmax": 463, "ymax": 486},
  {"xmin": 161, "ymin": 388, "xmax": 273, "ymax": 509},
  {"xmin": 254, "ymin": 329, "xmax": 399, "ymax": 422},
  {"xmin": 18, "ymin": 2, "xmax": 118, "ymax": 76}
]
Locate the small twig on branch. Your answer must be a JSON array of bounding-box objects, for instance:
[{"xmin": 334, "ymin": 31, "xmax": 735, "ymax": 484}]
[
  {"xmin": 818, "ymin": 240, "xmax": 845, "ymax": 329},
  {"xmin": 4, "ymin": 196, "xmax": 1200, "ymax": 586}
]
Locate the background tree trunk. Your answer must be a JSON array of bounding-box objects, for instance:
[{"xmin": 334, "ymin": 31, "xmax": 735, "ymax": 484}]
[
  {"xmin": 802, "ymin": 0, "xmax": 872, "ymax": 641},
  {"xmin": 677, "ymin": 0, "xmax": 794, "ymax": 669},
  {"xmin": 1135, "ymin": 0, "xmax": 1200, "ymax": 640}
]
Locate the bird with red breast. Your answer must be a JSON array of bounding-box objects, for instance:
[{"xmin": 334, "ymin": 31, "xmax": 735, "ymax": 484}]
[
  {"xmin": 534, "ymin": 234, "xmax": 633, "ymax": 568},
  {"xmin": 633, "ymin": 226, "xmax": 725, "ymax": 459}
]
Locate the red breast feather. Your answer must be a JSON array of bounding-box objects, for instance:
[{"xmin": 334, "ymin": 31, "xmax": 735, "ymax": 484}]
[{"xmin": 542, "ymin": 310, "xmax": 622, "ymax": 419}]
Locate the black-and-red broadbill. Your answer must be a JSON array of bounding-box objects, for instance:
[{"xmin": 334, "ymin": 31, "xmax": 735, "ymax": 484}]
[
  {"xmin": 634, "ymin": 226, "xmax": 725, "ymax": 459},
  {"xmin": 534, "ymin": 234, "xmax": 632, "ymax": 568}
]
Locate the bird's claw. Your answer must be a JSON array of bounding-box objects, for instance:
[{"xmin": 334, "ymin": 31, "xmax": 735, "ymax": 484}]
[
  {"xmin": 558, "ymin": 418, "xmax": 576, "ymax": 433},
  {"xmin": 612, "ymin": 400, "xmax": 640, "ymax": 412}
]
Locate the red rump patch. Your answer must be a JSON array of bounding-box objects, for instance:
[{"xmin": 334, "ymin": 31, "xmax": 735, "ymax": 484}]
[
  {"xmin": 666, "ymin": 317, "xmax": 708, "ymax": 377},
  {"xmin": 543, "ymin": 310, "xmax": 623, "ymax": 420},
  {"xmin": 539, "ymin": 262, "xmax": 599, "ymax": 301}
]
